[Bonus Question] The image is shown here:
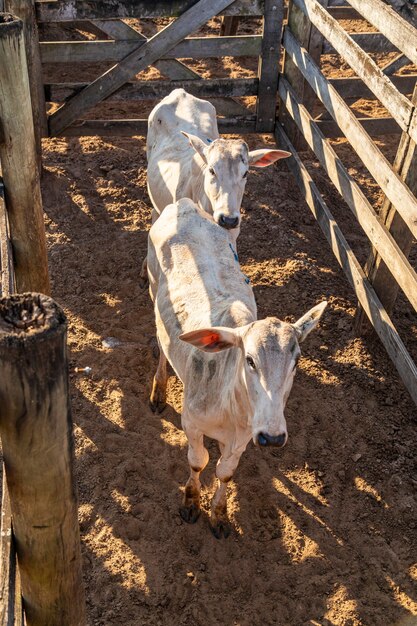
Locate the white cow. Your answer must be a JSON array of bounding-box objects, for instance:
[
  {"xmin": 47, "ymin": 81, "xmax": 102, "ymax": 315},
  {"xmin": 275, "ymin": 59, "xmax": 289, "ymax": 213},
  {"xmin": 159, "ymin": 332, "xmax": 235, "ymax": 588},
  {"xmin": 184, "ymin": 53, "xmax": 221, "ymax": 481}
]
[
  {"xmin": 146, "ymin": 88, "xmax": 290, "ymax": 236},
  {"xmin": 147, "ymin": 198, "xmax": 327, "ymax": 538}
]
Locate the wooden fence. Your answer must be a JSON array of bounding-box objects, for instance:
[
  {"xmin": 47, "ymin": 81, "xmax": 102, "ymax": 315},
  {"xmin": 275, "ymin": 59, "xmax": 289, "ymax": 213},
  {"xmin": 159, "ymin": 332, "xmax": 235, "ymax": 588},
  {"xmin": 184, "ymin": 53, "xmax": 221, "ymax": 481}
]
[{"xmin": 276, "ymin": 0, "xmax": 417, "ymax": 405}]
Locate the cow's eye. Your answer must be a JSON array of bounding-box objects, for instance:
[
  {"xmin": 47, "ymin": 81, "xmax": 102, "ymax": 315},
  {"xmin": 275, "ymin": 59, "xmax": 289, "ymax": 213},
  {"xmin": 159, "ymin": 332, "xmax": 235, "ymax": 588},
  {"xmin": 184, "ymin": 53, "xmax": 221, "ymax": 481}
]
[
  {"xmin": 246, "ymin": 355, "xmax": 256, "ymax": 370},
  {"xmin": 243, "ymin": 171, "xmax": 248, "ymax": 179},
  {"xmin": 209, "ymin": 167, "xmax": 216, "ymax": 177}
]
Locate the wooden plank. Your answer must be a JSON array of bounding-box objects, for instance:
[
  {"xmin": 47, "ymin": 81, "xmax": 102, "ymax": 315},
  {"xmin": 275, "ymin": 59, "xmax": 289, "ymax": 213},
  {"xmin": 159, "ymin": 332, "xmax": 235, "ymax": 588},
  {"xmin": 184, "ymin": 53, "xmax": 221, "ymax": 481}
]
[
  {"xmin": 275, "ymin": 123, "xmax": 417, "ymax": 406},
  {"xmin": 0, "ymin": 14, "xmax": 50, "ymax": 294},
  {"xmin": 326, "ymin": 6, "xmax": 360, "ymax": 19},
  {"xmin": 283, "ymin": 28, "xmax": 417, "ymax": 241},
  {"xmin": 46, "ymin": 77, "xmax": 259, "ymax": 102},
  {"xmin": 348, "ymin": 0, "xmax": 417, "ymax": 68},
  {"xmin": 220, "ymin": 15, "xmax": 240, "ymax": 35},
  {"xmin": 48, "ymin": 0, "xmax": 240, "ymax": 135},
  {"xmin": 293, "ymin": 0, "xmax": 414, "ymax": 140},
  {"xmin": 5, "ymin": 0, "xmax": 47, "ymax": 168},
  {"xmin": 58, "ymin": 116, "xmax": 257, "ymax": 136},
  {"xmin": 356, "ymin": 85, "xmax": 417, "ymax": 331},
  {"xmin": 382, "ymin": 53, "xmax": 410, "ymax": 77},
  {"xmin": 92, "ymin": 19, "xmax": 250, "ymax": 120},
  {"xmin": 315, "ymin": 116, "xmax": 401, "ymax": 136},
  {"xmin": 279, "ymin": 77, "xmax": 417, "ymax": 313},
  {"xmin": 35, "ymin": 0, "xmax": 265, "ymax": 21},
  {"xmin": 322, "ymin": 32, "xmax": 399, "ymax": 54},
  {"xmin": 0, "ymin": 472, "xmax": 17, "ymax": 626},
  {"xmin": 40, "ymin": 35, "xmax": 262, "ymax": 63},
  {"xmin": 255, "ymin": 0, "xmax": 284, "ymax": 132},
  {"xmin": 329, "ymin": 75, "xmax": 417, "ymax": 100}
]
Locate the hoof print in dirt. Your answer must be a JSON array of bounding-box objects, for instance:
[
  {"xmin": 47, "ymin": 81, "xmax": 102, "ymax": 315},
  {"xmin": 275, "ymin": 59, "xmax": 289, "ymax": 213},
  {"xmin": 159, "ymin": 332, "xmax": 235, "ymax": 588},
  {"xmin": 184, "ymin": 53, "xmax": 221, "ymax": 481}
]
[
  {"xmin": 179, "ymin": 504, "xmax": 201, "ymax": 524},
  {"xmin": 210, "ymin": 520, "xmax": 231, "ymax": 539}
]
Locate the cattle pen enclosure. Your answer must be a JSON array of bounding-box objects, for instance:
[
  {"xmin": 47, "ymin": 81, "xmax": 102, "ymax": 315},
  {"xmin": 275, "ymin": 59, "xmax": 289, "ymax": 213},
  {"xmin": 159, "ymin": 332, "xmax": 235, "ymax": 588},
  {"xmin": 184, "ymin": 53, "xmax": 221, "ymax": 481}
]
[{"xmin": 1, "ymin": 1, "xmax": 417, "ymax": 625}]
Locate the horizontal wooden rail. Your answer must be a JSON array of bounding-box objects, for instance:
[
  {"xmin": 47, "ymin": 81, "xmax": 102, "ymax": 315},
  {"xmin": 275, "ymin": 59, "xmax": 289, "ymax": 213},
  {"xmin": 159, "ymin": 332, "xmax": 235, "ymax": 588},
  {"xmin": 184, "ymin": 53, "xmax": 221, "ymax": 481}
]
[
  {"xmin": 283, "ymin": 28, "xmax": 417, "ymax": 242},
  {"xmin": 326, "ymin": 6, "xmax": 360, "ymax": 19},
  {"xmin": 45, "ymin": 77, "xmax": 259, "ymax": 103},
  {"xmin": 279, "ymin": 78, "xmax": 417, "ymax": 313},
  {"xmin": 40, "ymin": 35, "xmax": 262, "ymax": 64},
  {"xmin": 275, "ymin": 124, "xmax": 417, "ymax": 406},
  {"xmin": 57, "ymin": 116, "xmax": 257, "ymax": 137},
  {"xmin": 348, "ymin": 0, "xmax": 417, "ymax": 68},
  {"xmin": 323, "ymin": 32, "xmax": 398, "ymax": 55},
  {"xmin": 292, "ymin": 0, "xmax": 415, "ymax": 141},
  {"xmin": 315, "ymin": 116, "xmax": 401, "ymax": 137},
  {"xmin": 35, "ymin": 0, "xmax": 265, "ymax": 20},
  {"xmin": 329, "ymin": 75, "xmax": 417, "ymax": 100}
]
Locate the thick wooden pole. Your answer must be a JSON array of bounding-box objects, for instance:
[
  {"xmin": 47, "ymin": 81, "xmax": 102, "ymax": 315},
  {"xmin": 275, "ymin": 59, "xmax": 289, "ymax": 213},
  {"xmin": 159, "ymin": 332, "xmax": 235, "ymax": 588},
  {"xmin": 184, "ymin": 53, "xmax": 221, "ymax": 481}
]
[
  {"xmin": 0, "ymin": 13, "xmax": 50, "ymax": 294},
  {"xmin": 0, "ymin": 293, "xmax": 86, "ymax": 626},
  {"xmin": 4, "ymin": 0, "xmax": 48, "ymax": 166}
]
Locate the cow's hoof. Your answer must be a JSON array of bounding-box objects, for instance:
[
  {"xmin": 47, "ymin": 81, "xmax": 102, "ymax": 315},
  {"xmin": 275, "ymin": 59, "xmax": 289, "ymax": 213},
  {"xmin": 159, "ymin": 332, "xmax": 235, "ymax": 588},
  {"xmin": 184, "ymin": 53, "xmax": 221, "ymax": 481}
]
[
  {"xmin": 149, "ymin": 398, "xmax": 166, "ymax": 414},
  {"xmin": 138, "ymin": 276, "xmax": 148, "ymax": 290},
  {"xmin": 179, "ymin": 504, "xmax": 201, "ymax": 524},
  {"xmin": 210, "ymin": 520, "xmax": 231, "ymax": 539}
]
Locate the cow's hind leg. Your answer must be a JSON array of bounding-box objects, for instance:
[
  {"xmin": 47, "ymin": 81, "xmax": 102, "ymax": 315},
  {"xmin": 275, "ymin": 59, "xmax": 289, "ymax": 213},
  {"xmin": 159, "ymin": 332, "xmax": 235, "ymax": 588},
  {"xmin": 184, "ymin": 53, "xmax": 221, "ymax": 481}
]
[
  {"xmin": 139, "ymin": 255, "xmax": 148, "ymax": 289},
  {"xmin": 180, "ymin": 424, "xmax": 209, "ymax": 524},
  {"xmin": 210, "ymin": 444, "xmax": 243, "ymax": 539},
  {"xmin": 149, "ymin": 342, "xmax": 167, "ymax": 413}
]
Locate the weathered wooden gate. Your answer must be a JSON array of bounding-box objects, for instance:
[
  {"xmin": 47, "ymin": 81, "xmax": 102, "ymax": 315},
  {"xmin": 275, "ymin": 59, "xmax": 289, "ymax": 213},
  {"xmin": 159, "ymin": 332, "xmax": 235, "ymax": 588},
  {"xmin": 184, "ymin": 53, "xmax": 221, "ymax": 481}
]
[{"xmin": 27, "ymin": 0, "xmax": 284, "ymax": 138}]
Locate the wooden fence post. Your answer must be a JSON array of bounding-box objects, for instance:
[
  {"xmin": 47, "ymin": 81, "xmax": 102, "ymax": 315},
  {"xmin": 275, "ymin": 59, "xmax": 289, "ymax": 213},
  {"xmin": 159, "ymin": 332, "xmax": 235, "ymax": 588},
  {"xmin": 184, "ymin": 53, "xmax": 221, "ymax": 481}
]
[
  {"xmin": 279, "ymin": 0, "xmax": 328, "ymax": 146},
  {"xmin": 0, "ymin": 293, "xmax": 86, "ymax": 626},
  {"xmin": 0, "ymin": 13, "xmax": 50, "ymax": 294},
  {"xmin": 355, "ymin": 84, "xmax": 417, "ymax": 333},
  {"xmin": 4, "ymin": 0, "xmax": 47, "ymax": 169}
]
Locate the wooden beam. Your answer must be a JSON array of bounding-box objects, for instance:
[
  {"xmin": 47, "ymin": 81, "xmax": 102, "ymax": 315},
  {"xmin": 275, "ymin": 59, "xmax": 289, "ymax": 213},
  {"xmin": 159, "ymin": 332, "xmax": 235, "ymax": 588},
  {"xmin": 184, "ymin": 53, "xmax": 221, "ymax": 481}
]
[
  {"xmin": 92, "ymin": 18, "xmax": 250, "ymax": 118},
  {"xmin": 46, "ymin": 77, "xmax": 259, "ymax": 102},
  {"xmin": 293, "ymin": 0, "xmax": 414, "ymax": 140},
  {"xmin": 356, "ymin": 85, "xmax": 417, "ymax": 331},
  {"xmin": 255, "ymin": 0, "xmax": 284, "ymax": 132},
  {"xmin": 220, "ymin": 15, "xmax": 239, "ymax": 35},
  {"xmin": 348, "ymin": 0, "xmax": 417, "ymax": 67},
  {"xmin": 381, "ymin": 53, "xmax": 410, "ymax": 76},
  {"xmin": 283, "ymin": 28, "xmax": 417, "ymax": 242},
  {"xmin": 275, "ymin": 123, "xmax": 417, "ymax": 406},
  {"xmin": 58, "ymin": 116, "xmax": 257, "ymax": 137},
  {"xmin": 48, "ymin": 0, "xmax": 242, "ymax": 135},
  {"xmin": 322, "ymin": 32, "xmax": 399, "ymax": 54},
  {"xmin": 329, "ymin": 75, "xmax": 417, "ymax": 100},
  {"xmin": 4, "ymin": 0, "xmax": 47, "ymax": 169},
  {"xmin": 0, "ymin": 179, "xmax": 15, "ymax": 296},
  {"xmin": 35, "ymin": 0, "xmax": 265, "ymax": 21},
  {"xmin": 40, "ymin": 35, "xmax": 262, "ymax": 63},
  {"xmin": 0, "ymin": 476, "xmax": 19, "ymax": 626},
  {"xmin": 0, "ymin": 294, "xmax": 86, "ymax": 626},
  {"xmin": 0, "ymin": 14, "xmax": 50, "ymax": 294},
  {"xmin": 326, "ymin": 6, "xmax": 360, "ymax": 19},
  {"xmin": 279, "ymin": 77, "xmax": 417, "ymax": 313}
]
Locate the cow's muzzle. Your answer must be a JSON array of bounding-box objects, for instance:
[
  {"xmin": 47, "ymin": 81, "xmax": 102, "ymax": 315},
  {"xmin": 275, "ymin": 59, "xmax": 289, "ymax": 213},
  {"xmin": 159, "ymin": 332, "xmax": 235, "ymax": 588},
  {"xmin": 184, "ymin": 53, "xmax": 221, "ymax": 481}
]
[
  {"xmin": 257, "ymin": 432, "xmax": 287, "ymax": 447},
  {"xmin": 218, "ymin": 214, "xmax": 239, "ymax": 230}
]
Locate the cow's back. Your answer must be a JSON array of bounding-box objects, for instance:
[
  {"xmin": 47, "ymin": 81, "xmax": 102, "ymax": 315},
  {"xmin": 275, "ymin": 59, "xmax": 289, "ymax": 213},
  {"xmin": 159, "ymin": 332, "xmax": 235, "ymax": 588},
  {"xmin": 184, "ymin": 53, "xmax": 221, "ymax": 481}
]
[
  {"xmin": 147, "ymin": 90, "xmax": 219, "ymax": 214},
  {"xmin": 148, "ymin": 199, "xmax": 255, "ymax": 385}
]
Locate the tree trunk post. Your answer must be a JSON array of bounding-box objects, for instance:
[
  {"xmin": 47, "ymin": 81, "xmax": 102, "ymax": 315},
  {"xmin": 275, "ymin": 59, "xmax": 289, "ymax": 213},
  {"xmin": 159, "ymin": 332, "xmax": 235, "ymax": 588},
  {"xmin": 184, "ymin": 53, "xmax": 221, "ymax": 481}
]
[
  {"xmin": 4, "ymin": 0, "xmax": 47, "ymax": 169},
  {"xmin": 0, "ymin": 13, "xmax": 50, "ymax": 294},
  {"xmin": 0, "ymin": 293, "xmax": 86, "ymax": 626}
]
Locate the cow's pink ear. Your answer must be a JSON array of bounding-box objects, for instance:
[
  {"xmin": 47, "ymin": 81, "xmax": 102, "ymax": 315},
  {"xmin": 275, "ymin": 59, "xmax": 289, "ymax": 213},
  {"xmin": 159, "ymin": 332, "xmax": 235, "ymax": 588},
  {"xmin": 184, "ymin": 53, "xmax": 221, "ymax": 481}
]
[
  {"xmin": 248, "ymin": 149, "xmax": 291, "ymax": 168},
  {"xmin": 179, "ymin": 327, "xmax": 240, "ymax": 353}
]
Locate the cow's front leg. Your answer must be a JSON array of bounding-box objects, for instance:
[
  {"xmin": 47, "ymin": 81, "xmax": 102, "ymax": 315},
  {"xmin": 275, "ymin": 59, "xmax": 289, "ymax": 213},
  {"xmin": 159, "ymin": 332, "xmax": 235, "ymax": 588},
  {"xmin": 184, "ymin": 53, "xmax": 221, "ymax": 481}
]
[
  {"xmin": 180, "ymin": 423, "xmax": 209, "ymax": 524},
  {"xmin": 210, "ymin": 444, "xmax": 244, "ymax": 539},
  {"xmin": 149, "ymin": 342, "xmax": 167, "ymax": 413}
]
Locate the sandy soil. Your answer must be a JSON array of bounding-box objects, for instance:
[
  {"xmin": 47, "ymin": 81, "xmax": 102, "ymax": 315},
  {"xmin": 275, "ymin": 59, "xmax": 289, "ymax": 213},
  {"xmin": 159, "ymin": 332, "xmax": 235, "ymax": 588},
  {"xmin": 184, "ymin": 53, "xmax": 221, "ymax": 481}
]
[{"xmin": 2, "ymin": 12, "xmax": 417, "ymax": 626}]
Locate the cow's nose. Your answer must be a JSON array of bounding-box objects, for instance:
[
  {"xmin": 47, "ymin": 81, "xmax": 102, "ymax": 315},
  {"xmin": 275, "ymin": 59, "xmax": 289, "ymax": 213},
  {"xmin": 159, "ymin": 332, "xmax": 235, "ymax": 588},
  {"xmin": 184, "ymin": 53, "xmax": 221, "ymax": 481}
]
[
  {"xmin": 257, "ymin": 432, "xmax": 287, "ymax": 447},
  {"xmin": 218, "ymin": 214, "xmax": 239, "ymax": 230}
]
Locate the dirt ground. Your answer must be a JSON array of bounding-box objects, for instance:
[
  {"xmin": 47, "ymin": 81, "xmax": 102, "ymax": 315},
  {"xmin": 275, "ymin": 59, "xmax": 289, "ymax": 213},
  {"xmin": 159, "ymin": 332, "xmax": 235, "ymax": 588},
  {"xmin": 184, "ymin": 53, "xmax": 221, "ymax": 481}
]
[{"xmin": 3, "ymin": 11, "xmax": 417, "ymax": 626}]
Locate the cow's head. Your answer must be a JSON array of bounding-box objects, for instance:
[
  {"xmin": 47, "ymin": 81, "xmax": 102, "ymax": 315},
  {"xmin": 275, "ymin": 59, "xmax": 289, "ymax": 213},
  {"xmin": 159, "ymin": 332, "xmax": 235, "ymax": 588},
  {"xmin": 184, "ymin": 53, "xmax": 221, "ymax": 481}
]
[
  {"xmin": 180, "ymin": 301, "xmax": 327, "ymax": 447},
  {"xmin": 181, "ymin": 132, "xmax": 290, "ymax": 232}
]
